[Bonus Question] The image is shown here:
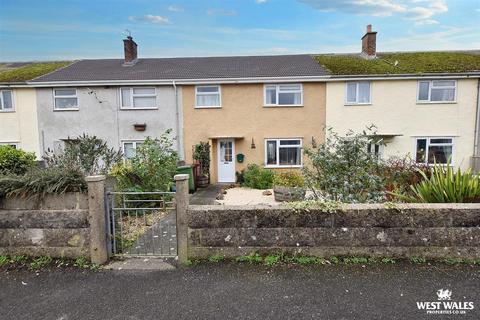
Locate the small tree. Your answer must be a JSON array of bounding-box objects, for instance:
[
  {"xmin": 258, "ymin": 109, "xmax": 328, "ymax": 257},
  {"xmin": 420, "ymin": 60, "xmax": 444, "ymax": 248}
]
[
  {"xmin": 193, "ymin": 142, "xmax": 210, "ymax": 177},
  {"xmin": 44, "ymin": 134, "xmax": 122, "ymax": 176},
  {"xmin": 303, "ymin": 127, "xmax": 386, "ymax": 203},
  {"xmin": 0, "ymin": 146, "xmax": 36, "ymax": 175}
]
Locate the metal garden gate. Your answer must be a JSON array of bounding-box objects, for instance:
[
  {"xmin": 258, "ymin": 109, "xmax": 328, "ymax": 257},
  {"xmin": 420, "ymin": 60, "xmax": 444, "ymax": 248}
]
[{"xmin": 105, "ymin": 191, "xmax": 177, "ymax": 257}]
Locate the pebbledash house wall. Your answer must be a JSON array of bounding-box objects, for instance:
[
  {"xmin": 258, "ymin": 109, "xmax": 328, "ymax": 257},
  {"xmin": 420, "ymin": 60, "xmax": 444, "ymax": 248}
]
[
  {"xmin": 35, "ymin": 86, "xmax": 183, "ymax": 157},
  {"xmin": 325, "ymin": 78, "xmax": 479, "ymax": 171},
  {"xmin": 187, "ymin": 204, "xmax": 480, "ymax": 259},
  {"xmin": 182, "ymin": 83, "xmax": 326, "ymax": 183},
  {"xmin": 0, "ymin": 88, "xmax": 42, "ymax": 158}
]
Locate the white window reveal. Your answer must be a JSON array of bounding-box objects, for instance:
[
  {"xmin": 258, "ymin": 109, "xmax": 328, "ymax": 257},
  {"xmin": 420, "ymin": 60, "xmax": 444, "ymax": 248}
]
[
  {"xmin": 415, "ymin": 137, "xmax": 453, "ymax": 165},
  {"xmin": 195, "ymin": 85, "xmax": 221, "ymax": 108},
  {"xmin": 345, "ymin": 81, "xmax": 371, "ymax": 104},
  {"xmin": 417, "ymin": 80, "xmax": 456, "ymax": 103},
  {"xmin": 265, "ymin": 84, "xmax": 303, "ymax": 106},
  {"xmin": 54, "ymin": 88, "xmax": 78, "ymax": 110},
  {"xmin": 122, "ymin": 140, "xmax": 144, "ymax": 159},
  {"xmin": 0, "ymin": 90, "xmax": 14, "ymax": 111},
  {"xmin": 121, "ymin": 87, "xmax": 157, "ymax": 109},
  {"xmin": 265, "ymin": 139, "xmax": 302, "ymax": 167}
]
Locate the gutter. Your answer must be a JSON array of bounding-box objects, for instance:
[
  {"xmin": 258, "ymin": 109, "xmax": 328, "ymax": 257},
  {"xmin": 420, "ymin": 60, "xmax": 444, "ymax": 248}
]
[
  {"xmin": 473, "ymin": 79, "xmax": 480, "ymax": 170},
  {"xmin": 172, "ymin": 80, "xmax": 184, "ymax": 160}
]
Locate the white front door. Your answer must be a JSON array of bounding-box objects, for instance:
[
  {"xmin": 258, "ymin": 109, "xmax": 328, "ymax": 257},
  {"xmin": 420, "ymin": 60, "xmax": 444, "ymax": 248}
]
[{"xmin": 217, "ymin": 139, "xmax": 235, "ymax": 183}]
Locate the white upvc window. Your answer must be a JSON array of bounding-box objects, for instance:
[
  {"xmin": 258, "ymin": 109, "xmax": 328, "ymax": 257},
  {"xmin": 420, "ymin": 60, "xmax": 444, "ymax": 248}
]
[
  {"xmin": 345, "ymin": 81, "xmax": 371, "ymax": 104},
  {"xmin": 367, "ymin": 142, "xmax": 384, "ymax": 158},
  {"xmin": 415, "ymin": 137, "xmax": 453, "ymax": 165},
  {"xmin": 0, "ymin": 142, "xmax": 18, "ymax": 149},
  {"xmin": 417, "ymin": 80, "xmax": 456, "ymax": 103},
  {"xmin": 195, "ymin": 85, "xmax": 221, "ymax": 108},
  {"xmin": 265, "ymin": 138, "xmax": 302, "ymax": 168},
  {"xmin": 120, "ymin": 87, "xmax": 157, "ymax": 109},
  {"xmin": 54, "ymin": 88, "xmax": 78, "ymax": 110},
  {"xmin": 264, "ymin": 84, "xmax": 303, "ymax": 106},
  {"xmin": 0, "ymin": 90, "xmax": 14, "ymax": 111},
  {"xmin": 122, "ymin": 140, "xmax": 144, "ymax": 159}
]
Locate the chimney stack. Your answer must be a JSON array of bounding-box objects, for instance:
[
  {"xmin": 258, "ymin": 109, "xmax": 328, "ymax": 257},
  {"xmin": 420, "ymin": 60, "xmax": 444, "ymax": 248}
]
[
  {"xmin": 361, "ymin": 24, "xmax": 377, "ymax": 59},
  {"xmin": 123, "ymin": 36, "xmax": 138, "ymax": 65}
]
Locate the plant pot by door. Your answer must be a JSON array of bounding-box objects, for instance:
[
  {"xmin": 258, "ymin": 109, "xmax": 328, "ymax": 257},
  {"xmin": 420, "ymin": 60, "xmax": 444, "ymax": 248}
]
[{"xmin": 197, "ymin": 175, "xmax": 209, "ymax": 188}]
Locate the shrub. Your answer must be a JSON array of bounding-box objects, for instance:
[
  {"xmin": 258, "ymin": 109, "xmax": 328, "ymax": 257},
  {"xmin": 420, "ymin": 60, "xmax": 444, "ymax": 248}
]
[
  {"xmin": 396, "ymin": 159, "xmax": 480, "ymax": 203},
  {"xmin": 0, "ymin": 167, "xmax": 86, "ymax": 198},
  {"xmin": 273, "ymin": 171, "xmax": 304, "ymax": 187},
  {"xmin": 111, "ymin": 131, "xmax": 178, "ymax": 192},
  {"xmin": 242, "ymin": 164, "xmax": 274, "ymax": 189},
  {"xmin": 44, "ymin": 133, "xmax": 122, "ymax": 176},
  {"xmin": 193, "ymin": 142, "xmax": 210, "ymax": 177},
  {"xmin": 303, "ymin": 127, "xmax": 385, "ymax": 203},
  {"xmin": 0, "ymin": 146, "xmax": 36, "ymax": 175}
]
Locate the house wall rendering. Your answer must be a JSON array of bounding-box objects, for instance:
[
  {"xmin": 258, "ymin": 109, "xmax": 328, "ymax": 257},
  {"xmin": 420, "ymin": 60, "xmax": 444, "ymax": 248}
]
[
  {"xmin": 0, "ymin": 88, "xmax": 41, "ymax": 157},
  {"xmin": 182, "ymin": 83, "xmax": 326, "ymax": 183},
  {"xmin": 326, "ymin": 78, "xmax": 479, "ymax": 171},
  {"xmin": 35, "ymin": 86, "xmax": 183, "ymax": 157}
]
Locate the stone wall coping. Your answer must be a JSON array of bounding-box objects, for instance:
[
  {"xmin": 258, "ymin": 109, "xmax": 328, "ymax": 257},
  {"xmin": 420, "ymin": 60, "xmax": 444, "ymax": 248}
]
[
  {"xmin": 85, "ymin": 175, "xmax": 106, "ymax": 182},
  {"xmin": 174, "ymin": 174, "xmax": 189, "ymax": 181}
]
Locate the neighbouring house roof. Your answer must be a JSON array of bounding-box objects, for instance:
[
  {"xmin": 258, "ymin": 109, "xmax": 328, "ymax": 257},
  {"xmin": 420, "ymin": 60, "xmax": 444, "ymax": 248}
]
[
  {"xmin": 0, "ymin": 61, "xmax": 71, "ymax": 84},
  {"xmin": 30, "ymin": 55, "xmax": 328, "ymax": 83},
  {"xmin": 314, "ymin": 51, "xmax": 480, "ymax": 76}
]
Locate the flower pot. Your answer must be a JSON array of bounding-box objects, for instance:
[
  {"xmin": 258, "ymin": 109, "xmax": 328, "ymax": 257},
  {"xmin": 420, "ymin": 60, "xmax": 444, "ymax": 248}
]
[
  {"xmin": 273, "ymin": 186, "xmax": 306, "ymax": 202},
  {"xmin": 133, "ymin": 123, "xmax": 147, "ymax": 131},
  {"xmin": 197, "ymin": 175, "xmax": 209, "ymax": 188}
]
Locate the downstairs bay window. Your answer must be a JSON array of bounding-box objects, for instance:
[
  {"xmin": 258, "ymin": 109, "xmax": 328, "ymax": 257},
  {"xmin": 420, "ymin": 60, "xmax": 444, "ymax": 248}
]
[
  {"xmin": 265, "ymin": 139, "xmax": 302, "ymax": 167},
  {"xmin": 415, "ymin": 137, "xmax": 453, "ymax": 165}
]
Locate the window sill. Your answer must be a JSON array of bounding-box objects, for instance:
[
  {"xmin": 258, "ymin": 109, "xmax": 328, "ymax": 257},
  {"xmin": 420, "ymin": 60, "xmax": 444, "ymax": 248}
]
[
  {"xmin": 194, "ymin": 106, "xmax": 222, "ymax": 109},
  {"xmin": 0, "ymin": 110, "xmax": 15, "ymax": 113},
  {"xmin": 344, "ymin": 103, "xmax": 372, "ymax": 106},
  {"xmin": 120, "ymin": 107, "xmax": 159, "ymax": 110},
  {"xmin": 263, "ymin": 105, "xmax": 303, "ymax": 108},
  {"xmin": 53, "ymin": 108, "xmax": 79, "ymax": 111},
  {"xmin": 416, "ymin": 101, "xmax": 457, "ymax": 105},
  {"xmin": 265, "ymin": 165, "xmax": 303, "ymax": 169}
]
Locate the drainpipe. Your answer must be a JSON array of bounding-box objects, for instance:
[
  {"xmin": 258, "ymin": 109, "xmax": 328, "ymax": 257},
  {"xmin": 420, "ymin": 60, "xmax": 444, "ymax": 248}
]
[
  {"xmin": 473, "ymin": 79, "xmax": 480, "ymax": 172},
  {"xmin": 173, "ymin": 81, "xmax": 184, "ymax": 160}
]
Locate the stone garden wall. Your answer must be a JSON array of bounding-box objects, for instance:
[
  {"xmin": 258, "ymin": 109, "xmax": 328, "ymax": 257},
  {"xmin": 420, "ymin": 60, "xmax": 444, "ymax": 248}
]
[{"xmin": 187, "ymin": 204, "xmax": 480, "ymax": 259}]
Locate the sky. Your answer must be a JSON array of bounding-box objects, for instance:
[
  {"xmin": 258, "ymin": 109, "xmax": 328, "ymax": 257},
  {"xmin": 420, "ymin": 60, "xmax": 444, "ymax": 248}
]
[{"xmin": 0, "ymin": 0, "xmax": 479, "ymax": 61}]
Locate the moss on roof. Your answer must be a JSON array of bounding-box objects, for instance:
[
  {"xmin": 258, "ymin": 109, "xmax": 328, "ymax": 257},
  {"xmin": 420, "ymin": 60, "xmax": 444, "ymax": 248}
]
[
  {"xmin": 0, "ymin": 61, "xmax": 72, "ymax": 83},
  {"xmin": 315, "ymin": 52, "xmax": 480, "ymax": 75}
]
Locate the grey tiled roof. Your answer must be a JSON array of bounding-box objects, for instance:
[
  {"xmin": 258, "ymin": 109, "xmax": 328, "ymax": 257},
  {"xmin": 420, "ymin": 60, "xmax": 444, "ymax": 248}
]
[{"xmin": 31, "ymin": 54, "xmax": 328, "ymax": 82}]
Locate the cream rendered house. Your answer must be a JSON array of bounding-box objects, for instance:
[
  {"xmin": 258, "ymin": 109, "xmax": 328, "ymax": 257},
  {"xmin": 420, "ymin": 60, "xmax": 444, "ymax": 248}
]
[{"xmin": 320, "ymin": 26, "xmax": 480, "ymax": 171}]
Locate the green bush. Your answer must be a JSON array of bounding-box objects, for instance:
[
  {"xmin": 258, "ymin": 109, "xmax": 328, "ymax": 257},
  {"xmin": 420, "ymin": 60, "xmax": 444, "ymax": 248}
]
[
  {"xmin": 111, "ymin": 131, "xmax": 178, "ymax": 192},
  {"xmin": 193, "ymin": 142, "xmax": 210, "ymax": 177},
  {"xmin": 396, "ymin": 159, "xmax": 480, "ymax": 203},
  {"xmin": 0, "ymin": 167, "xmax": 86, "ymax": 198},
  {"xmin": 242, "ymin": 164, "xmax": 274, "ymax": 189},
  {"xmin": 0, "ymin": 146, "xmax": 36, "ymax": 175},
  {"xmin": 273, "ymin": 171, "xmax": 304, "ymax": 187}
]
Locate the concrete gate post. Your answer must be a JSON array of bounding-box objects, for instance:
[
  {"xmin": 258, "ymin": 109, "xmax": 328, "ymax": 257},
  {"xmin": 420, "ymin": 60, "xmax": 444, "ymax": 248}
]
[
  {"xmin": 86, "ymin": 175, "xmax": 108, "ymax": 265},
  {"xmin": 174, "ymin": 174, "xmax": 189, "ymax": 264}
]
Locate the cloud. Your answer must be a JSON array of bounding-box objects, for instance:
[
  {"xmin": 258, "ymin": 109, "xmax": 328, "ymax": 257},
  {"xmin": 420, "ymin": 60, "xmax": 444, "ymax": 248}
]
[
  {"xmin": 255, "ymin": 0, "xmax": 269, "ymax": 3},
  {"xmin": 168, "ymin": 5, "xmax": 183, "ymax": 12},
  {"xmin": 128, "ymin": 15, "xmax": 170, "ymax": 24},
  {"xmin": 298, "ymin": 0, "xmax": 448, "ymax": 24},
  {"xmin": 206, "ymin": 9, "xmax": 237, "ymax": 16}
]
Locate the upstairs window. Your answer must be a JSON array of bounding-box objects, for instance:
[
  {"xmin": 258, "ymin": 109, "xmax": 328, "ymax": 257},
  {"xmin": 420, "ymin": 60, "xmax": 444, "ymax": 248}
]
[
  {"xmin": 265, "ymin": 84, "xmax": 302, "ymax": 106},
  {"xmin": 417, "ymin": 80, "xmax": 456, "ymax": 103},
  {"xmin": 0, "ymin": 90, "xmax": 14, "ymax": 111},
  {"xmin": 265, "ymin": 138, "xmax": 302, "ymax": 167},
  {"xmin": 346, "ymin": 82, "xmax": 371, "ymax": 104},
  {"xmin": 195, "ymin": 85, "xmax": 221, "ymax": 108},
  {"xmin": 54, "ymin": 88, "xmax": 78, "ymax": 110},
  {"xmin": 121, "ymin": 87, "xmax": 157, "ymax": 109},
  {"xmin": 415, "ymin": 137, "xmax": 453, "ymax": 165}
]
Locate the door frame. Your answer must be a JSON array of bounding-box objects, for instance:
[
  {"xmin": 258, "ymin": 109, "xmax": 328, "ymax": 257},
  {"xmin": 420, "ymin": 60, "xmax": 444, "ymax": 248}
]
[{"xmin": 217, "ymin": 139, "xmax": 235, "ymax": 183}]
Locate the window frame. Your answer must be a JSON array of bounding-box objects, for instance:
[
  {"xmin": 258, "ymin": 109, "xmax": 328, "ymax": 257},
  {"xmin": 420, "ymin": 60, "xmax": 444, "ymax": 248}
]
[
  {"xmin": 264, "ymin": 83, "xmax": 303, "ymax": 107},
  {"xmin": 122, "ymin": 140, "xmax": 145, "ymax": 159},
  {"xmin": 195, "ymin": 85, "xmax": 221, "ymax": 109},
  {"xmin": 264, "ymin": 138, "xmax": 303, "ymax": 168},
  {"xmin": 416, "ymin": 80, "xmax": 457, "ymax": 104},
  {"xmin": 344, "ymin": 81, "xmax": 371, "ymax": 105},
  {"xmin": 120, "ymin": 87, "xmax": 157, "ymax": 110},
  {"xmin": 414, "ymin": 137, "xmax": 454, "ymax": 166},
  {"xmin": 53, "ymin": 88, "xmax": 79, "ymax": 111},
  {"xmin": 0, "ymin": 89, "xmax": 15, "ymax": 112},
  {"xmin": 0, "ymin": 142, "xmax": 18, "ymax": 149}
]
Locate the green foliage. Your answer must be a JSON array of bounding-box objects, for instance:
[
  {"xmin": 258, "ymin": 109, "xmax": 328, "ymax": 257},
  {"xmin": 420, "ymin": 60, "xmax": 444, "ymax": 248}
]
[
  {"xmin": 303, "ymin": 127, "xmax": 385, "ymax": 203},
  {"xmin": 410, "ymin": 257, "xmax": 427, "ymax": 264},
  {"xmin": 273, "ymin": 171, "xmax": 304, "ymax": 187},
  {"xmin": 288, "ymin": 199, "xmax": 341, "ymax": 213},
  {"xmin": 111, "ymin": 131, "xmax": 178, "ymax": 192},
  {"xmin": 73, "ymin": 257, "xmax": 98, "ymax": 270},
  {"xmin": 381, "ymin": 257, "xmax": 396, "ymax": 264},
  {"xmin": 208, "ymin": 255, "xmax": 225, "ymax": 263},
  {"xmin": 264, "ymin": 254, "xmax": 281, "ymax": 266},
  {"xmin": 343, "ymin": 257, "xmax": 369, "ymax": 264},
  {"xmin": 315, "ymin": 52, "xmax": 480, "ymax": 75},
  {"xmin": 0, "ymin": 61, "xmax": 71, "ymax": 82},
  {"xmin": 397, "ymin": 160, "xmax": 480, "ymax": 203},
  {"xmin": 0, "ymin": 166, "xmax": 86, "ymax": 198},
  {"xmin": 0, "ymin": 255, "xmax": 8, "ymax": 267},
  {"xmin": 193, "ymin": 142, "xmax": 211, "ymax": 177},
  {"xmin": 44, "ymin": 133, "xmax": 122, "ymax": 176},
  {"xmin": 235, "ymin": 253, "xmax": 263, "ymax": 264},
  {"xmin": 0, "ymin": 146, "xmax": 36, "ymax": 175},
  {"xmin": 29, "ymin": 256, "xmax": 53, "ymax": 270},
  {"xmin": 242, "ymin": 164, "xmax": 274, "ymax": 189}
]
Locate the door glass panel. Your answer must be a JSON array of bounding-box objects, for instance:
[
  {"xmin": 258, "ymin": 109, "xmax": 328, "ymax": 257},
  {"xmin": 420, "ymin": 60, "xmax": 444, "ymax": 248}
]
[{"xmin": 223, "ymin": 141, "xmax": 232, "ymax": 162}]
